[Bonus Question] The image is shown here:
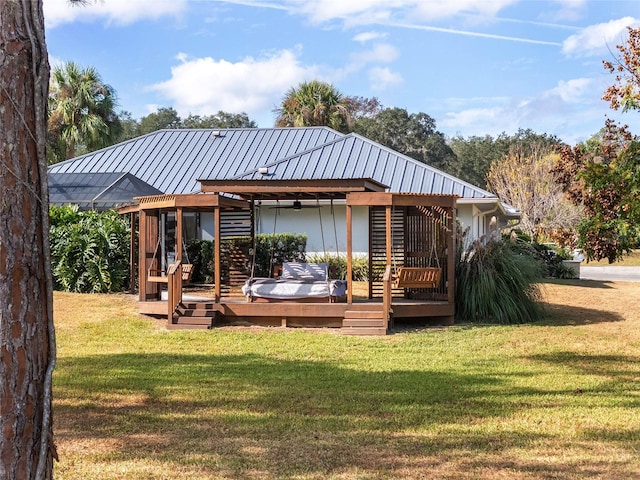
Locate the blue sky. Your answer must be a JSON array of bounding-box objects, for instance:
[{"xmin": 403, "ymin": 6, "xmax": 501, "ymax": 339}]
[{"xmin": 45, "ymin": 0, "xmax": 640, "ymax": 144}]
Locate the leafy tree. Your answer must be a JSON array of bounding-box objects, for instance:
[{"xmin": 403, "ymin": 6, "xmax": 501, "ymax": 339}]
[
  {"xmin": 354, "ymin": 107, "xmax": 457, "ymax": 172},
  {"xmin": 551, "ymin": 27, "xmax": 640, "ymax": 262},
  {"xmin": 138, "ymin": 106, "xmax": 181, "ymax": 135},
  {"xmin": 449, "ymin": 129, "xmax": 562, "ymax": 189},
  {"xmin": 602, "ymin": 26, "xmax": 640, "ymax": 112},
  {"xmin": 275, "ymin": 80, "xmax": 351, "ymax": 132},
  {"xmin": 1, "ymin": 0, "xmax": 56, "ymax": 477},
  {"xmin": 48, "ymin": 61, "xmax": 121, "ymax": 163},
  {"xmin": 182, "ymin": 111, "xmax": 257, "ymax": 129},
  {"xmin": 554, "ymin": 121, "xmax": 639, "ymax": 262},
  {"xmin": 130, "ymin": 108, "xmax": 259, "ymax": 138},
  {"xmin": 449, "ymin": 134, "xmax": 510, "ymax": 188},
  {"xmin": 116, "ymin": 110, "xmax": 141, "ymax": 142},
  {"xmin": 487, "ymin": 142, "xmax": 582, "ymax": 242},
  {"xmin": 343, "ymin": 95, "xmax": 382, "ymax": 120}
]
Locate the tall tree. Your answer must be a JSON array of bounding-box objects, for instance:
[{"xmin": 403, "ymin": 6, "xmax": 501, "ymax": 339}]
[
  {"xmin": 354, "ymin": 107, "xmax": 457, "ymax": 173},
  {"xmin": 137, "ymin": 106, "xmax": 181, "ymax": 135},
  {"xmin": 554, "ymin": 121, "xmax": 639, "ymax": 262},
  {"xmin": 552, "ymin": 27, "xmax": 640, "ymax": 262},
  {"xmin": 449, "ymin": 129, "xmax": 562, "ymax": 189},
  {"xmin": 48, "ymin": 62, "xmax": 121, "ymax": 163},
  {"xmin": 487, "ymin": 142, "xmax": 582, "ymax": 241},
  {"xmin": 275, "ymin": 80, "xmax": 351, "ymax": 132},
  {"xmin": 182, "ymin": 111, "xmax": 257, "ymax": 129},
  {"xmin": 0, "ymin": 0, "xmax": 56, "ymax": 478},
  {"xmin": 602, "ymin": 26, "xmax": 640, "ymax": 112}
]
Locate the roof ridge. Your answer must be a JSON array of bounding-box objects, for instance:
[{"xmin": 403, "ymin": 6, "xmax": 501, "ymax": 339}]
[{"xmin": 230, "ymin": 129, "xmax": 347, "ymax": 180}]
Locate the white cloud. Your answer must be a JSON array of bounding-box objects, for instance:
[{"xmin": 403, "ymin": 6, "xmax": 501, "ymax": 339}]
[
  {"xmin": 44, "ymin": 0, "xmax": 187, "ymax": 28},
  {"xmin": 562, "ymin": 16, "xmax": 640, "ymax": 57},
  {"xmin": 48, "ymin": 54, "xmax": 65, "ymax": 70},
  {"xmin": 438, "ymin": 77, "xmax": 611, "ymax": 143},
  {"xmin": 149, "ymin": 49, "xmax": 319, "ymax": 124},
  {"xmin": 286, "ymin": 0, "xmax": 515, "ymax": 26},
  {"xmin": 441, "ymin": 107, "xmax": 505, "ymax": 131},
  {"xmin": 547, "ymin": 0, "xmax": 587, "ymax": 22},
  {"xmin": 368, "ymin": 67, "xmax": 403, "ymax": 91},
  {"xmin": 352, "ymin": 31, "xmax": 387, "ymax": 43},
  {"xmin": 352, "ymin": 43, "xmax": 399, "ymax": 66},
  {"xmin": 545, "ymin": 77, "xmax": 593, "ymax": 103},
  {"xmin": 411, "ymin": 0, "xmax": 516, "ymax": 21}
]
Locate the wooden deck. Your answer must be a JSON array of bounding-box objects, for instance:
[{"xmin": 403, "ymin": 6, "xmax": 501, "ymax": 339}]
[{"xmin": 139, "ymin": 296, "xmax": 454, "ymax": 335}]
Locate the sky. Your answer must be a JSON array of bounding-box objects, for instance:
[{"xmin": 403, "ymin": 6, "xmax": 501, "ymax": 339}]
[{"xmin": 44, "ymin": 0, "xmax": 640, "ymax": 145}]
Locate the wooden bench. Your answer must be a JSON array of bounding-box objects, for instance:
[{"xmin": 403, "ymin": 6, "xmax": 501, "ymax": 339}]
[{"xmin": 392, "ymin": 267, "xmax": 441, "ymax": 289}]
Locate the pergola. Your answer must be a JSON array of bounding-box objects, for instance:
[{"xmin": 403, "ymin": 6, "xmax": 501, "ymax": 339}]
[{"xmin": 121, "ymin": 179, "xmax": 457, "ymax": 334}]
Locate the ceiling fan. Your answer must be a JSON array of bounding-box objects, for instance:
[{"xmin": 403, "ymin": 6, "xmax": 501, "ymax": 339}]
[{"xmin": 268, "ymin": 200, "xmax": 321, "ymax": 210}]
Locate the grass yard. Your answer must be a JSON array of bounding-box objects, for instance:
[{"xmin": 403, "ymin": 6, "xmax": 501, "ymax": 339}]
[
  {"xmin": 583, "ymin": 249, "xmax": 640, "ymax": 266},
  {"xmin": 53, "ymin": 280, "xmax": 640, "ymax": 479}
]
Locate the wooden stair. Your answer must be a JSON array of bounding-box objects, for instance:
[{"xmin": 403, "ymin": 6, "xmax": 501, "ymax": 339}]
[
  {"xmin": 341, "ymin": 309, "xmax": 388, "ymax": 336},
  {"xmin": 168, "ymin": 302, "xmax": 223, "ymax": 330}
]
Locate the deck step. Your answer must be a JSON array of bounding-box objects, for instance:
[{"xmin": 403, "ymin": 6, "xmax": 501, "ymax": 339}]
[
  {"xmin": 341, "ymin": 310, "xmax": 387, "ymax": 335},
  {"xmin": 181, "ymin": 302, "xmax": 223, "ymax": 311},
  {"xmin": 340, "ymin": 327, "xmax": 388, "ymax": 336},
  {"xmin": 343, "ymin": 310, "xmax": 384, "ymax": 319},
  {"xmin": 167, "ymin": 321, "xmax": 212, "ymax": 330},
  {"xmin": 342, "ymin": 318, "xmax": 385, "ymax": 327}
]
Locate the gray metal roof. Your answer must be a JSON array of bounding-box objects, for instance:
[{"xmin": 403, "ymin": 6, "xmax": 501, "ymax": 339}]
[
  {"xmin": 48, "ymin": 127, "xmax": 500, "ymax": 203},
  {"xmin": 233, "ymin": 133, "xmax": 495, "ymax": 198},
  {"xmin": 49, "ymin": 172, "xmax": 163, "ymax": 210}
]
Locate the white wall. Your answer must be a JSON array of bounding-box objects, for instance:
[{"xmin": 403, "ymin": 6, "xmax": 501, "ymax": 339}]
[
  {"xmin": 256, "ymin": 204, "xmax": 369, "ymax": 256},
  {"xmin": 199, "ymin": 202, "xmax": 494, "ymax": 254}
]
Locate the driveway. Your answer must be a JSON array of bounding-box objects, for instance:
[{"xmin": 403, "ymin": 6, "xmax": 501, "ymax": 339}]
[{"xmin": 580, "ymin": 266, "xmax": 640, "ymax": 282}]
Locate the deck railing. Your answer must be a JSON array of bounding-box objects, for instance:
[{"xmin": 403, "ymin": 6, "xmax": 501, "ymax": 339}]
[{"xmin": 166, "ymin": 261, "xmax": 183, "ymax": 323}]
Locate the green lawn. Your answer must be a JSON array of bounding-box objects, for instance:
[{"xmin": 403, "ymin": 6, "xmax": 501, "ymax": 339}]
[
  {"xmin": 583, "ymin": 249, "xmax": 640, "ymax": 266},
  {"xmin": 53, "ymin": 281, "xmax": 640, "ymax": 479}
]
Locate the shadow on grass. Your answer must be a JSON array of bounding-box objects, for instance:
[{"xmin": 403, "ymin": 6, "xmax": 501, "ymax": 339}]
[
  {"xmin": 540, "ymin": 302, "xmax": 625, "ymax": 326},
  {"xmin": 527, "ymin": 351, "xmax": 640, "ymax": 406},
  {"xmin": 541, "ymin": 278, "xmax": 616, "ymax": 289},
  {"xmin": 54, "ymin": 350, "xmax": 639, "ymax": 479}
]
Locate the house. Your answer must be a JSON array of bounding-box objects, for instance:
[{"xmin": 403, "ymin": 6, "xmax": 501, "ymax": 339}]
[
  {"xmin": 48, "ymin": 127, "xmax": 519, "ymax": 253},
  {"xmin": 48, "ymin": 127, "xmax": 519, "ymax": 334}
]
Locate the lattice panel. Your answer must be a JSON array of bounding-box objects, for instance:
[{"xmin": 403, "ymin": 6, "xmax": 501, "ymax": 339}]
[
  {"xmin": 220, "ymin": 209, "xmax": 253, "ymax": 294},
  {"xmin": 368, "ymin": 205, "xmax": 451, "ymax": 301}
]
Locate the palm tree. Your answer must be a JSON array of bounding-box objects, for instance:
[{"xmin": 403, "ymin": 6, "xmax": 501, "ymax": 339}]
[
  {"xmin": 48, "ymin": 62, "xmax": 121, "ymax": 162},
  {"xmin": 275, "ymin": 80, "xmax": 351, "ymax": 132}
]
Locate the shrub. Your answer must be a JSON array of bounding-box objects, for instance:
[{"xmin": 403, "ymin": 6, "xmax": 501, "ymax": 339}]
[
  {"xmin": 455, "ymin": 235, "xmax": 545, "ymax": 324},
  {"xmin": 50, "ymin": 207, "xmax": 130, "ymax": 293},
  {"xmin": 252, "ymin": 233, "xmax": 307, "ymax": 277},
  {"xmin": 184, "ymin": 239, "xmax": 214, "ymax": 283},
  {"xmin": 183, "ymin": 233, "xmax": 308, "ymax": 281},
  {"xmin": 306, "ymin": 253, "xmax": 369, "ymax": 281}
]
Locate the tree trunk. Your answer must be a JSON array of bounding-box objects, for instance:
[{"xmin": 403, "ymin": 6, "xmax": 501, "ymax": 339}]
[{"xmin": 0, "ymin": 1, "xmax": 56, "ymax": 479}]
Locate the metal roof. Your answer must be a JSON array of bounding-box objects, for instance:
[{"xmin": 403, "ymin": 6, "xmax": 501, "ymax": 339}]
[
  {"xmin": 48, "ymin": 127, "xmax": 502, "ymax": 204},
  {"xmin": 232, "ymin": 133, "xmax": 494, "ymax": 198},
  {"xmin": 48, "ymin": 172, "xmax": 162, "ymax": 210}
]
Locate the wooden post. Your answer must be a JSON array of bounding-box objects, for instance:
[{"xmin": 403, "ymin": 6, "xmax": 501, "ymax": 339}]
[
  {"xmin": 176, "ymin": 207, "xmax": 183, "ymax": 262},
  {"xmin": 138, "ymin": 210, "xmax": 149, "ymax": 301},
  {"xmin": 214, "ymin": 206, "xmax": 221, "ymax": 302},
  {"xmin": 346, "ymin": 203, "xmax": 353, "ymax": 304},
  {"xmin": 382, "ymin": 265, "xmax": 392, "ymax": 332},
  {"xmin": 139, "ymin": 209, "xmax": 161, "ymax": 301},
  {"xmin": 129, "ymin": 212, "xmax": 136, "ymax": 293},
  {"xmin": 385, "ymin": 205, "xmax": 392, "ymax": 266},
  {"xmin": 384, "ymin": 205, "xmax": 392, "ymax": 327},
  {"xmin": 447, "ymin": 205, "xmax": 456, "ymax": 307}
]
